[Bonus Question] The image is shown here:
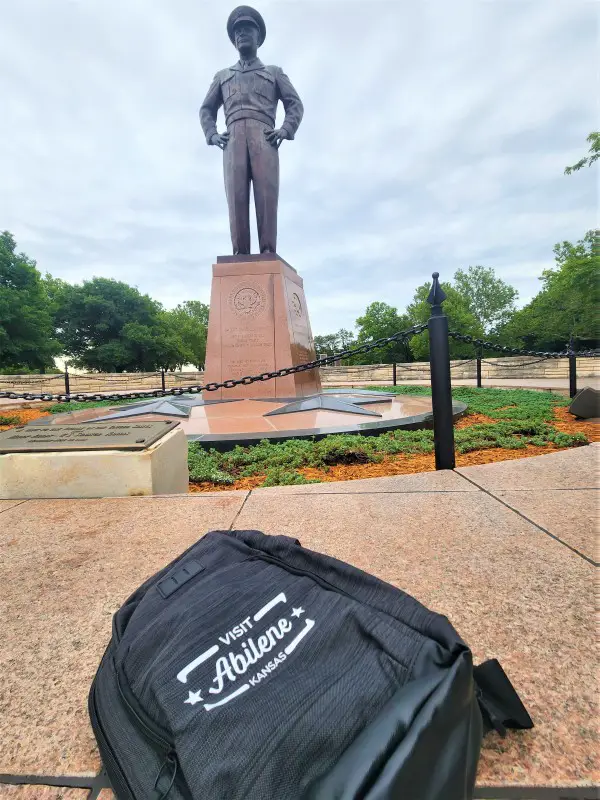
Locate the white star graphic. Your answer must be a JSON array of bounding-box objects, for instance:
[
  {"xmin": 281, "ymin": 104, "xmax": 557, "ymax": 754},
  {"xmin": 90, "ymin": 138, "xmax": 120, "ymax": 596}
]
[
  {"xmin": 184, "ymin": 689, "xmax": 204, "ymax": 706},
  {"xmin": 291, "ymin": 607, "xmax": 305, "ymax": 618}
]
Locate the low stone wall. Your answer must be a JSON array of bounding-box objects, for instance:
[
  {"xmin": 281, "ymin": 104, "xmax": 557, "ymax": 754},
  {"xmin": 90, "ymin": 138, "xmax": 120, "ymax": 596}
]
[
  {"xmin": 0, "ymin": 356, "xmax": 597, "ymax": 394},
  {"xmin": 320, "ymin": 356, "xmax": 600, "ymax": 384},
  {"xmin": 0, "ymin": 371, "xmax": 204, "ymax": 394}
]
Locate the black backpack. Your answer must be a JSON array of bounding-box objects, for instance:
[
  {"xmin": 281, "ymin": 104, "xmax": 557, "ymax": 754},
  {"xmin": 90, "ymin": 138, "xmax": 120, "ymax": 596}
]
[{"xmin": 89, "ymin": 529, "xmax": 532, "ymax": 799}]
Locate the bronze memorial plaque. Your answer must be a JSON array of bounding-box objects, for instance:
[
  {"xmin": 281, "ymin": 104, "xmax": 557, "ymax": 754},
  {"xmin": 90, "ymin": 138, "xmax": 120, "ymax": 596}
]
[{"xmin": 0, "ymin": 421, "xmax": 179, "ymax": 454}]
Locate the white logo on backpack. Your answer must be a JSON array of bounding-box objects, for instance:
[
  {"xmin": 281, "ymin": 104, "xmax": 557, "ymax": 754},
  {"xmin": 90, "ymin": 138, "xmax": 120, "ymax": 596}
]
[{"xmin": 176, "ymin": 593, "xmax": 315, "ymax": 711}]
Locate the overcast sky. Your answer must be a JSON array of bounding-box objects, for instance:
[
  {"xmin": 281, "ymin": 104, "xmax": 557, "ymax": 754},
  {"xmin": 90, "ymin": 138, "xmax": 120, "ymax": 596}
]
[{"xmin": 1, "ymin": 0, "xmax": 597, "ymax": 335}]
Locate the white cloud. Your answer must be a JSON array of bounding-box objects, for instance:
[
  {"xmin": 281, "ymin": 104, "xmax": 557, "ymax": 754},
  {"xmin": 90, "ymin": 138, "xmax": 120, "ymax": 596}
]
[{"xmin": 0, "ymin": 0, "xmax": 596, "ymax": 336}]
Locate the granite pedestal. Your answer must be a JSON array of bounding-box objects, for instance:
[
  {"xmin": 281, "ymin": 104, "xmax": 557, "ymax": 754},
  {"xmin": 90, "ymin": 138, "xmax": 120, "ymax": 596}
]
[{"xmin": 203, "ymin": 255, "xmax": 321, "ymax": 399}]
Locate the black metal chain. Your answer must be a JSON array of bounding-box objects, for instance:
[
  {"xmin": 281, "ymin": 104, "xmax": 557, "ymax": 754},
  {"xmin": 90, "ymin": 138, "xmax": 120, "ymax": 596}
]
[
  {"xmin": 0, "ymin": 324, "xmax": 427, "ymax": 403},
  {"xmin": 391, "ymin": 358, "xmax": 476, "ymax": 373},
  {"xmin": 448, "ymin": 331, "xmax": 600, "ymax": 359},
  {"xmin": 479, "ymin": 357, "xmax": 554, "ymax": 369}
]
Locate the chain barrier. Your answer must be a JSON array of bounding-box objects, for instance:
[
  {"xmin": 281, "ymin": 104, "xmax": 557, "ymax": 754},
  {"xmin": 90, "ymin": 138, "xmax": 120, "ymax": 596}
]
[
  {"xmin": 2, "ymin": 324, "xmax": 596, "ymax": 403},
  {"xmin": 479, "ymin": 357, "xmax": 553, "ymax": 369},
  {"xmin": 169, "ymin": 372, "xmax": 204, "ymax": 382},
  {"xmin": 0, "ymin": 324, "xmax": 428, "ymax": 403},
  {"xmin": 0, "ymin": 374, "xmax": 64, "ymax": 385},
  {"xmin": 389, "ymin": 362, "xmax": 429, "ymax": 373},
  {"xmin": 391, "ymin": 358, "xmax": 476, "ymax": 373},
  {"xmin": 0, "ymin": 373, "xmax": 161, "ymax": 387},
  {"xmin": 448, "ymin": 331, "xmax": 599, "ymax": 359}
]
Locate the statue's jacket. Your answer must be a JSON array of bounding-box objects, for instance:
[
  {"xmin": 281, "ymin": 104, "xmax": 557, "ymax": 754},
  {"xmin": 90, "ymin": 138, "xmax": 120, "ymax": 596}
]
[{"xmin": 200, "ymin": 57, "xmax": 303, "ymax": 143}]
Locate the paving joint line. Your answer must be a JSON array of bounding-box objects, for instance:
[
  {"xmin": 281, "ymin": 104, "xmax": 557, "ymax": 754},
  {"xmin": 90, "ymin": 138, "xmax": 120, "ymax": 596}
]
[
  {"xmin": 0, "ymin": 500, "xmax": 27, "ymax": 514},
  {"xmin": 454, "ymin": 471, "xmax": 598, "ymax": 567},
  {"xmin": 0, "ymin": 770, "xmax": 111, "ymax": 796},
  {"xmin": 474, "ymin": 787, "xmax": 598, "ymax": 799},
  {"xmin": 250, "ymin": 489, "xmax": 478, "ymax": 496},
  {"xmin": 480, "ymin": 487, "xmax": 598, "ymax": 493},
  {"xmin": 229, "ymin": 490, "xmax": 252, "ymax": 530}
]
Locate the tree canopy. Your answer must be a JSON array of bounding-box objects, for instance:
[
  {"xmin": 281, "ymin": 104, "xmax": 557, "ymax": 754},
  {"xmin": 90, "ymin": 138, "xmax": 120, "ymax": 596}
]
[
  {"xmin": 0, "ymin": 231, "xmax": 60, "ymax": 371},
  {"xmin": 315, "ymin": 233, "xmax": 596, "ymax": 361},
  {"xmin": 52, "ymin": 277, "xmax": 190, "ymax": 372},
  {"xmin": 497, "ymin": 230, "xmax": 599, "ymax": 351},
  {"xmin": 162, "ymin": 301, "xmax": 209, "ymax": 370},
  {"xmin": 355, "ymin": 302, "xmax": 413, "ymax": 363},
  {"xmin": 564, "ymin": 132, "xmax": 599, "ymax": 175},
  {"xmin": 453, "ymin": 265, "xmax": 517, "ymax": 333},
  {"xmin": 405, "ymin": 282, "xmax": 484, "ymax": 360}
]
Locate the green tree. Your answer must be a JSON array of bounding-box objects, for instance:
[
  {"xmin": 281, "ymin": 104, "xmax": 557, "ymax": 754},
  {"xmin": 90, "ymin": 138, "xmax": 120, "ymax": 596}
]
[
  {"xmin": 405, "ymin": 282, "xmax": 484, "ymax": 360},
  {"xmin": 314, "ymin": 329, "xmax": 358, "ymax": 361},
  {"xmin": 564, "ymin": 132, "xmax": 600, "ymax": 174},
  {"xmin": 499, "ymin": 231, "xmax": 599, "ymax": 351},
  {"xmin": 162, "ymin": 301, "xmax": 209, "ymax": 369},
  {"xmin": 53, "ymin": 277, "xmax": 189, "ymax": 371},
  {"xmin": 336, "ymin": 328, "xmax": 355, "ymax": 350},
  {"xmin": 355, "ymin": 302, "xmax": 413, "ymax": 363},
  {"xmin": 313, "ymin": 333, "xmax": 339, "ymax": 357},
  {"xmin": 453, "ymin": 265, "xmax": 517, "ymax": 332},
  {"xmin": 0, "ymin": 232, "xmax": 60, "ymax": 371}
]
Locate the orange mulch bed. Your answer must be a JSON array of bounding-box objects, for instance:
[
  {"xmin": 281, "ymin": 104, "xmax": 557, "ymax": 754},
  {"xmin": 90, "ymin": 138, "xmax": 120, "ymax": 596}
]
[
  {"xmin": 550, "ymin": 405, "xmax": 600, "ymax": 441},
  {"xmin": 454, "ymin": 412, "xmax": 496, "ymax": 427},
  {"xmin": 189, "ymin": 406, "xmax": 598, "ymax": 493},
  {"xmin": 0, "ymin": 407, "xmax": 52, "ymax": 430}
]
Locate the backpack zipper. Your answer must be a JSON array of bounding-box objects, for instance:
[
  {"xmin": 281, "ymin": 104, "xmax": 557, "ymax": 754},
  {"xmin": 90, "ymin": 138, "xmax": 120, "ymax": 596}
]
[
  {"xmin": 247, "ymin": 551, "xmax": 355, "ymax": 600},
  {"xmin": 115, "ymin": 661, "xmax": 194, "ymax": 799},
  {"xmin": 152, "ymin": 753, "xmax": 179, "ymax": 800},
  {"xmin": 248, "ymin": 549, "xmax": 432, "ymax": 647},
  {"xmin": 116, "ymin": 661, "xmax": 173, "ymax": 749},
  {"xmin": 89, "ymin": 675, "xmax": 137, "ymax": 800}
]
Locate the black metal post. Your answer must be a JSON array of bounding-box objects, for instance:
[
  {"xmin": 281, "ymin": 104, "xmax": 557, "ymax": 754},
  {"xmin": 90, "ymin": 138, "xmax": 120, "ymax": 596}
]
[
  {"xmin": 427, "ymin": 272, "xmax": 455, "ymax": 470},
  {"xmin": 64, "ymin": 365, "xmax": 70, "ymax": 396},
  {"xmin": 161, "ymin": 369, "xmax": 166, "ymax": 391},
  {"xmin": 568, "ymin": 335, "xmax": 577, "ymax": 398},
  {"xmin": 392, "ymin": 362, "xmax": 397, "ymax": 386},
  {"xmin": 476, "ymin": 346, "xmax": 482, "ymax": 389}
]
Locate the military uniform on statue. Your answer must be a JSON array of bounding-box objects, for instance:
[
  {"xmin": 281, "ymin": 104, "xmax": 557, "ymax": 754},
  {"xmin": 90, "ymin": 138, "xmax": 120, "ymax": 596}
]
[{"xmin": 200, "ymin": 6, "xmax": 320, "ymax": 399}]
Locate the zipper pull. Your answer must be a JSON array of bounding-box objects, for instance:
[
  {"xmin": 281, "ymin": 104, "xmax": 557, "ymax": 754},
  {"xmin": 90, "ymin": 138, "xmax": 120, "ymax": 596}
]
[{"xmin": 152, "ymin": 753, "xmax": 178, "ymax": 800}]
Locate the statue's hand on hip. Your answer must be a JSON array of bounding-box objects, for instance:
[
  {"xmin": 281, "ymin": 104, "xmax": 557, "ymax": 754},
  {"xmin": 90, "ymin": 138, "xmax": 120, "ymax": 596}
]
[
  {"xmin": 210, "ymin": 132, "xmax": 230, "ymax": 150},
  {"xmin": 264, "ymin": 128, "xmax": 290, "ymax": 148}
]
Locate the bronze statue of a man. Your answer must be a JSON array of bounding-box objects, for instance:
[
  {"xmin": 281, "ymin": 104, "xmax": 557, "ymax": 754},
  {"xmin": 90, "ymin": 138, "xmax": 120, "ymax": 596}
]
[{"xmin": 200, "ymin": 6, "xmax": 304, "ymax": 255}]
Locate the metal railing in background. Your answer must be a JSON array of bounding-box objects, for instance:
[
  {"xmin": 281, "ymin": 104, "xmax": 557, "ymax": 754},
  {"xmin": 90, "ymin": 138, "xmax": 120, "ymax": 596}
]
[{"xmin": 449, "ymin": 332, "xmax": 597, "ymax": 398}]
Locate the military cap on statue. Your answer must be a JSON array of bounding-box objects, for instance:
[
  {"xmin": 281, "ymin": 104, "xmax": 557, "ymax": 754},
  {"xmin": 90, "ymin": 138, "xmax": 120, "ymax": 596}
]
[{"xmin": 227, "ymin": 6, "xmax": 266, "ymax": 46}]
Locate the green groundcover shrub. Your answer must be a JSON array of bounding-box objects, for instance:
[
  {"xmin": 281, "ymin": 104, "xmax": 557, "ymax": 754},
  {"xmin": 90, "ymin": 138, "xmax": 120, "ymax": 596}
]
[{"xmin": 186, "ymin": 386, "xmax": 586, "ymax": 488}]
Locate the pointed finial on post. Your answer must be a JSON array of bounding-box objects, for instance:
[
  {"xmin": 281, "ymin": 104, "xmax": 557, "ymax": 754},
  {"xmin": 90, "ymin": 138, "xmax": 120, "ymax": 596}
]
[{"xmin": 427, "ymin": 272, "xmax": 446, "ymax": 315}]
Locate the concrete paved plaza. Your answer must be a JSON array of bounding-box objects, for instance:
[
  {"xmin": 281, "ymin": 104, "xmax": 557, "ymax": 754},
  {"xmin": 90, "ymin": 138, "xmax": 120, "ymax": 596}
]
[{"xmin": 0, "ymin": 445, "xmax": 598, "ymax": 798}]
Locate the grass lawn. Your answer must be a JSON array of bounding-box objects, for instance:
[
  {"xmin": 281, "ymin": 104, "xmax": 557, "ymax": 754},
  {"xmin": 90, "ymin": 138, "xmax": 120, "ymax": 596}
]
[{"xmin": 187, "ymin": 386, "xmax": 591, "ymax": 490}]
